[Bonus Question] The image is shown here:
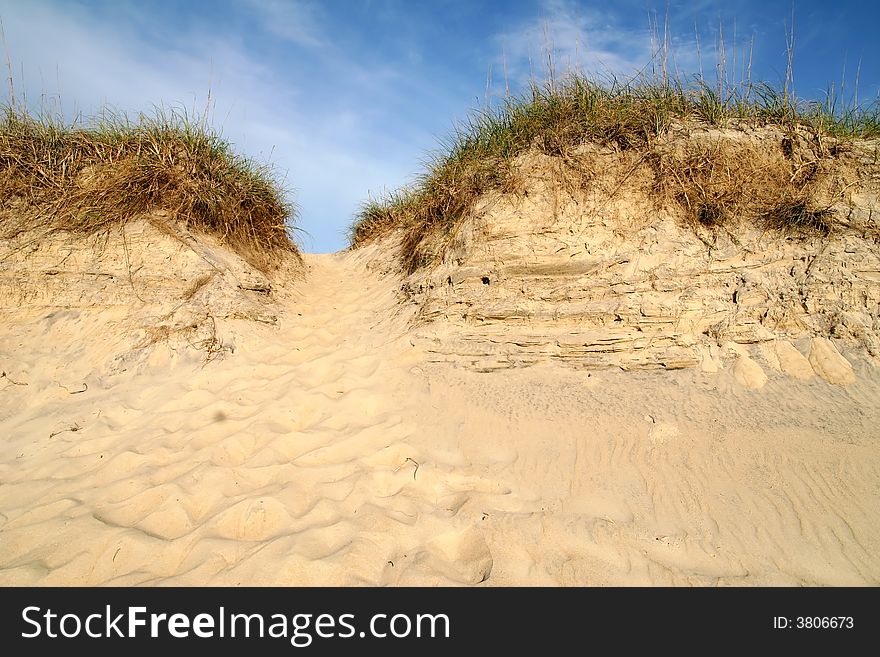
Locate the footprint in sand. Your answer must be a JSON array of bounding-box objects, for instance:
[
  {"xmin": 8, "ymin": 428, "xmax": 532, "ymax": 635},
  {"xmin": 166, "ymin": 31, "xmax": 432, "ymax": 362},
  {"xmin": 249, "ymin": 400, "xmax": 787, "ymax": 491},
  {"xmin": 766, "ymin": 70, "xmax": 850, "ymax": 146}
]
[
  {"xmin": 92, "ymin": 485, "xmax": 193, "ymax": 539},
  {"xmin": 136, "ymin": 503, "xmax": 193, "ymax": 540},
  {"xmin": 648, "ymin": 421, "xmax": 680, "ymax": 445},
  {"xmin": 209, "ymin": 497, "xmax": 293, "ymax": 541},
  {"xmin": 211, "ymin": 434, "xmax": 258, "ymax": 466},
  {"xmin": 426, "ymin": 526, "xmax": 493, "ymax": 584}
]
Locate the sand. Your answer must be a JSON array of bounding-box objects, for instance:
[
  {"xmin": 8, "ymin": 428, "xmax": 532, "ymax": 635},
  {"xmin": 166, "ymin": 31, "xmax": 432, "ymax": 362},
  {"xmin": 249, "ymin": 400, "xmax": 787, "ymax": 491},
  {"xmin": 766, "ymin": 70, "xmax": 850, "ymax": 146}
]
[{"xmin": 1, "ymin": 231, "xmax": 879, "ymax": 586}]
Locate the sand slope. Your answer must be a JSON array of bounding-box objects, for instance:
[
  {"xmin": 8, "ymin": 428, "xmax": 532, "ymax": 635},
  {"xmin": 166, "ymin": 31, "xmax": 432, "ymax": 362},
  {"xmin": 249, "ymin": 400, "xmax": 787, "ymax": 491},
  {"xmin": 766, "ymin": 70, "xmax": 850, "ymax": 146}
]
[{"xmin": 1, "ymin": 239, "xmax": 879, "ymax": 585}]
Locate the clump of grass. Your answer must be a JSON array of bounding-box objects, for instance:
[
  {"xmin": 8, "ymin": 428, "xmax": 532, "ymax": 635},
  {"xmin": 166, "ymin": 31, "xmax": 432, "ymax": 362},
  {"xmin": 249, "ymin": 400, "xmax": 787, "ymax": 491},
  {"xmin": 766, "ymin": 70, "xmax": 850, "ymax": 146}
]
[
  {"xmin": 352, "ymin": 73, "xmax": 879, "ymax": 272},
  {"xmin": 351, "ymin": 188, "xmax": 418, "ymax": 247},
  {"xmin": 0, "ymin": 105, "xmax": 298, "ymax": 272},
  {"xmin": 762, "ymin": 199, "xmax": 834, "ymax": 236},
  {"xmin": 651, "ymin": 138, "xmax": 833, "ymax": 236}
]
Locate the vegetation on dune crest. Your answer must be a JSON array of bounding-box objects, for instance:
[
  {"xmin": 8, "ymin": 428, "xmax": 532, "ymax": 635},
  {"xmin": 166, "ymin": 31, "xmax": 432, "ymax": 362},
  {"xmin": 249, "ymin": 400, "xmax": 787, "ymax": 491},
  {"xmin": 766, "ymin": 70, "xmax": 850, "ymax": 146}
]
[
  {"xmin": 0, "ymin": 105, "xmax": 299, "ymax": 272},
  {"xmin": 352, "ymin": 72, "xmax": 880, "ymax": 273}
]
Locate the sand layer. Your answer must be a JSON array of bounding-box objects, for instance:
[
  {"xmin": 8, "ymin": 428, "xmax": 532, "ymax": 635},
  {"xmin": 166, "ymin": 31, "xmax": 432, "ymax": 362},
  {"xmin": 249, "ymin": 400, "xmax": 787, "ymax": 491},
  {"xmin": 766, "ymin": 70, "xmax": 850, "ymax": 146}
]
[
  {"xmin": 1, "ymin": 231, "xmax": 879, "ymax": 585},
  {"xmin": 405, "ymin": 139, "xmax": 880, "ymax": 374}
]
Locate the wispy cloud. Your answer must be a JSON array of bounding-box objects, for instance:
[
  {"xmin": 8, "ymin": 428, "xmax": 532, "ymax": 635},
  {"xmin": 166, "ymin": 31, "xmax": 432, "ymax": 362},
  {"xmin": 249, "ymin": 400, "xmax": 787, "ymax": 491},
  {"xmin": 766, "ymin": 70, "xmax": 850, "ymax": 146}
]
[
  {"xmin": 490, "ymin": 0, "xmax": 770, "ymax": 97},
  {"xmin": 243, "ymin": 0, "xmax": 327, "ymax": 49},
  {"xmin": 493, "ymin": 0, "xmax": 657, "ymax": 91}
]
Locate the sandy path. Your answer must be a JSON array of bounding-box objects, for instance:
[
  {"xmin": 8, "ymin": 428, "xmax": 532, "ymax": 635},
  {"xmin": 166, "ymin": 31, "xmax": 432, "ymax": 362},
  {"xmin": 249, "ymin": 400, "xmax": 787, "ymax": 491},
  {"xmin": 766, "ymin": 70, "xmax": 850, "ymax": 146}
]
[
  {"xmin": 1, "ymin": 250, "xmax": 879, "ymax": 585},
  {"xmin": 0, "ymin": 251, "xmax": 449, "ymax": 584}
]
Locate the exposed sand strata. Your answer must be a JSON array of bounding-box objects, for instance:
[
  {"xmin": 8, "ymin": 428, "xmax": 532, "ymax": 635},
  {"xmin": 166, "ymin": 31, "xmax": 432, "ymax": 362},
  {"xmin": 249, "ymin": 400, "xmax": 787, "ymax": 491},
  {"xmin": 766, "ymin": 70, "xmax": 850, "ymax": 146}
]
[
  {"xmin": 402, "ymin": 131, "xmax": 880, "ymax": 384},
  {"xmin": 0, "ymin": 215, "xmax": 299, "ymax": 377},
  {"xmin": 1, "ymin": 234, "xmax": 879, "ymax": 585}
]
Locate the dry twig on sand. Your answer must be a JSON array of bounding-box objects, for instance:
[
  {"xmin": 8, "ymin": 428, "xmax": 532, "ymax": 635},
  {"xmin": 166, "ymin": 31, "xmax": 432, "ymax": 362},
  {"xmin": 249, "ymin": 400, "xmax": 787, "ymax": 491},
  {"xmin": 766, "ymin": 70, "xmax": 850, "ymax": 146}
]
[
  {"xmin": 49, "ymin": 423, "xmax": 82, "ymax": 438},
  {"xmin": 394, "ymin": 457, "xmax": 420, "ymax": 480},
  {"xmin": 1, "ymin": 370, "xmax": 27, "ymax": 386}
]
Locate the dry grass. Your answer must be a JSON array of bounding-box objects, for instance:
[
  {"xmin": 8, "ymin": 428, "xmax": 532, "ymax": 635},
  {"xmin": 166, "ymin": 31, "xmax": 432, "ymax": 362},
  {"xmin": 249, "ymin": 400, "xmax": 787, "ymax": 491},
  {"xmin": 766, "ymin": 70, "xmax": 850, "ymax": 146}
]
[
  {"xmin": 137, "ymin": 313, "xmax": 230, "ymax": 364},
  {"xmin": 0, "ymin": 105, "xmax": 299, "ymax": 273},
  {"xmin": 351, "ymin": 74, "xmax": 879, "ymax": 272},
  {"xmin": 652, "ymin": 137, "xmax": 834, "ymax": 236},
  {"xmin": 762, "ymin": 200, "xmax": 834, "ymax": 236},
  {"xmin": 351, "ymin": 188, "xmax": 417, "ymax": 247},
  {"xmin": 181, "ymin": 272, "xmax": 217, "ymax": 301}
]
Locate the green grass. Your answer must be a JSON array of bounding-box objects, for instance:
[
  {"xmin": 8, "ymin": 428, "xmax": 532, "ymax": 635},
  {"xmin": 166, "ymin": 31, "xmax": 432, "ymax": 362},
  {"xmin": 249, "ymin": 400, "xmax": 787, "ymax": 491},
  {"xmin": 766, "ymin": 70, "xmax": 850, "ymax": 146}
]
[
  {"xmin": 0, "ymin": 104, "xmax": 299, "ymax": 272},
  {"xmin": 351, "ymin": 73, "xmax": 879, "ymax": 273}
]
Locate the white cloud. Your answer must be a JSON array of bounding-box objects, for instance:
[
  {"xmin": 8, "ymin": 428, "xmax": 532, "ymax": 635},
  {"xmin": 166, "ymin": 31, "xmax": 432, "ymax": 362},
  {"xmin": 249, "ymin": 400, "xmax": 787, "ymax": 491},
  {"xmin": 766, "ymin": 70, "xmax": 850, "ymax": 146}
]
[
  {"xmin": 493, "ymin": 0, "xmax": 657, "ymax": 91},
  {"xmin": 242, "ymin": 0, "xmax": 327, "ymax": 49},
  {"xmin": 490, "ymin": 0, "xmax": 755, "ymax": 96}
]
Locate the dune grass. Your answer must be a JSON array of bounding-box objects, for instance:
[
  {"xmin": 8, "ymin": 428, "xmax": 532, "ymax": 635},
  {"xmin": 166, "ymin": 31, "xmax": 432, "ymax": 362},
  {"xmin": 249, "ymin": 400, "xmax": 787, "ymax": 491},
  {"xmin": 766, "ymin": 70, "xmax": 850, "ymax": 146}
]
[
  {"xmin": 0, "ymin": 105, "xmax": 299, "ymax": 272},
  {"xmin": 352, "ymin": 73, "xmax": 879, "ymax": 273}
]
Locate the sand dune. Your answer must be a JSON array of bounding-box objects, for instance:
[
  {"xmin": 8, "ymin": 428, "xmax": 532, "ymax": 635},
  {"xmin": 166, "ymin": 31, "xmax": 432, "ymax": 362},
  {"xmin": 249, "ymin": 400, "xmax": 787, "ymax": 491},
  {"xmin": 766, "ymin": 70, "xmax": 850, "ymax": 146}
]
[
  {"xmin": 4, "ymin": 79, "xmax": 879, "ymax": 588},
  {"xmin": 1, "ymin": 230, "xmax": 879, "ymax": 585}
]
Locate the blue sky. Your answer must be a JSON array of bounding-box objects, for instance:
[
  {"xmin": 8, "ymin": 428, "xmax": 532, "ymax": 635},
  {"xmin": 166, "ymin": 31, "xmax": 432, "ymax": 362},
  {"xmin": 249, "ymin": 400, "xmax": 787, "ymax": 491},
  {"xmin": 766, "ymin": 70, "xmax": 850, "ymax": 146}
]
[{"xmin": 1, "ymin": 0, "xmax": 878, "ymax": 252}]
